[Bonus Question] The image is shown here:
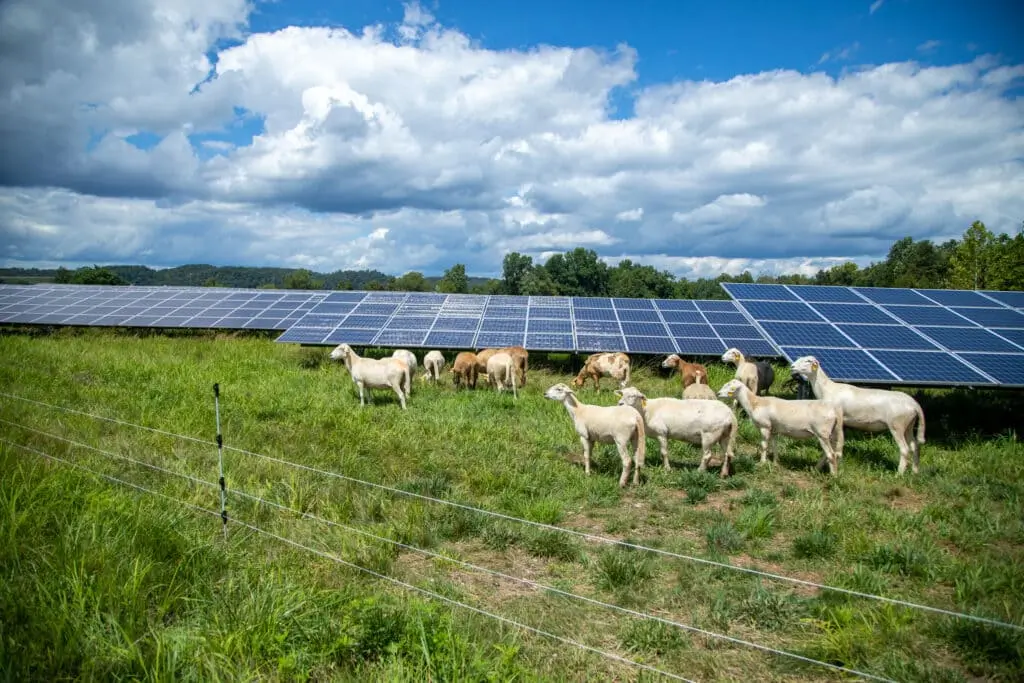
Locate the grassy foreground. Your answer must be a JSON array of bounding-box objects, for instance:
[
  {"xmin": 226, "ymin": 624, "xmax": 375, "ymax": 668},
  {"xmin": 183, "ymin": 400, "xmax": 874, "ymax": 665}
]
[{"xmin": 0, "ymin": 329, "xmax": 1022, "ymax": 682}]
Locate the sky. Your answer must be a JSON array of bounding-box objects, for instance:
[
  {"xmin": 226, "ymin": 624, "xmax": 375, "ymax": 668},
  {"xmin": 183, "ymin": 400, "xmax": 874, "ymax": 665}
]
[{"xmin": 0, "ymin": 0, "xmax": 1021, "ymax": 280}]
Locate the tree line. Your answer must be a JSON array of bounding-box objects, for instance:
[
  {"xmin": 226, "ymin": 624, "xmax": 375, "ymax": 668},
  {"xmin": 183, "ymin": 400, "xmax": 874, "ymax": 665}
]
[{"xmin": 2, "ymin": 220, "xmax": 1020, "ymax": 295}]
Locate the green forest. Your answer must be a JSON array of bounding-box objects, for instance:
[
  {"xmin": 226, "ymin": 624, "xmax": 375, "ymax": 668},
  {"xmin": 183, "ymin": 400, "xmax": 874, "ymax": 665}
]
[{"xmin": 2, "ymin": 220, "xmax": 1021, "ymax": 297}]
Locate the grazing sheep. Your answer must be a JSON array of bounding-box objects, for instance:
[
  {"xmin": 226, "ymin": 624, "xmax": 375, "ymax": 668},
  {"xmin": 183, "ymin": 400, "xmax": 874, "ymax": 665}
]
[
  {"xmin": 329, "ymin": 343, "xmax": 409, "ymax": 410},
  {"xmin": 571, "ymin": 352, "xmax": 631, "ymax": 391},
  {"xmin": 718, "ymin": 379, "xmax": 844, "ymax": 474},
  {"xmin": 501, "ymin": 345, "xmax": 529, "ymax": 387},
  {"xmin": 753, "ymin": 359, "xmax": 776, "ymax": 395},
  {"xmin": 682, "ymin": 371, "xmax": 718, "ymax": 401},
  {"xmin": 790, "ymin": 355, "xmax": 926, "ymax": 474},
  {"xmin": 452, "ymin": 351, "xmax": 479, "ymax": 389},
  {"xmin": 722, "ymin": 347, "xmax": 760, "ymax": 395},
  {"xmin": 662, "ymin": 354, "xmax": 709, "ymax": 391},
  {"xmin": 615, "ymin": 386, "xmax": 737, "ymax": 477},
  {"xmin": 544, "ymin": 383, "xmax": 646, "ymax": 487},
  {"xmin": 474, "ymin": 348, "xmax": 499, "ymax": 378},
  {"xmin": 422, "ymin": 350, "xmax": 445, "ymax": 382},
  {"xmin": 486, "ymin": 351, "xmax": 518, "ymax": 399}
]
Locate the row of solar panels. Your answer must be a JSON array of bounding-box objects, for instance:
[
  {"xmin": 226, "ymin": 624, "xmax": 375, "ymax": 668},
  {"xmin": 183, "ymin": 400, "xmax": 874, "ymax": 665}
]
[
  {"xmin": 0, "ymin": 284, "xmax": 779, "ymax": 358},
  {"xmin": 722, "ymin": 283, "xmax": 1024, "ymax": 388}
]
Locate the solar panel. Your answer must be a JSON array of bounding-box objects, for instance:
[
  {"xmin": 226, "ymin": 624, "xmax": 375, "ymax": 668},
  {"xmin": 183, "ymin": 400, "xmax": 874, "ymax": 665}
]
[
  {"xmin": 425, "ymin": 330, "xmax": 477, "ymax": 348},
  {"xmin": 526, "ymin": 333, "xmax": 574, "ymax": 350},
  {"xmin": 725, "ymin": 282, "xmax": 1024, "ymax": 387},
  {"xmin": 675, "ymin": 337, "xmax": 726, "ymax": 355},
  {"xmin": 576, "ymin": 334, "xmax": 625, "ymax": 352}
]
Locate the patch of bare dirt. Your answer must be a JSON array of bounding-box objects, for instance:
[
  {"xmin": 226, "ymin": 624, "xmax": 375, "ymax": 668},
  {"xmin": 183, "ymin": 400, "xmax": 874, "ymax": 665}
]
[
  {"xmin": 882, "ymin": 485, "xmax": 926, "ymax": 512},
  {"xmin": 730, "ymin": 554, "xmax": 827, "ymax": 598}
]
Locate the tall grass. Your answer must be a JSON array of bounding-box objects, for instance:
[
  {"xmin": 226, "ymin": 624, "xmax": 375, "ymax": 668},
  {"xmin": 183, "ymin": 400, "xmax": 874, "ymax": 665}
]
[{"xmin": 0, "ymin": 328, "xmax": 1022, "ymax": 681}]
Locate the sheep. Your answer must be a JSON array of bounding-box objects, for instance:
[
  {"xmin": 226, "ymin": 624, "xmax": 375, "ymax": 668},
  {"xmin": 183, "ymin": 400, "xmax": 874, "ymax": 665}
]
[
  {"xmin": 422, "ymin": 350, "xmax": 445, "ymax": 382},
  {"xmin": 661, "ymin": 354, "xmax": 709, "ymax": 391},
  {"xmin": 544, "ymin": 382, "xmax": 647, "ymax": 487},
  {"xmin": 501, "ymin": 345, "xmax": 529, "ymax": 386},
  {"xmin": 329, "ymin": 343, "xmax": 409, "ymax": 410},
  {"xmin": 486, "ymin": 351, "xmax": 518, "ymax": 399},
  {"xmin": 571, "ymin": 352, "xmax": 631, "ymax": 391},
  {"xmin": 615, "ymin": 386, "xmax": 737, "ymax": 478},
  {"xmin": 718, "ymin": 379, "xmax": 844, "ymax": 475},
  {"xmin": 753, "ymin": 359, "xmax": 776, "ymax": 395},
  {"xmin": 452, "ymin": 351, "xmax": 479, "ymax": 389},
  {"xmin": 682, "ymin": 371, "xmax": 718, "ymax": 400},
  {"xmin": 722, "ymin": 347, "xmax": 760, "ymax": 395},
  {"xmin": 391, "ymin": 349, "xmax": 416, "ymax": 395},
  {"xmin": 474, "ymin": 348, "xmax": 499, "ymax": 378},
  {"xmin": 790, "ymin": 355, "xmax": 926, "ymax": 474}
]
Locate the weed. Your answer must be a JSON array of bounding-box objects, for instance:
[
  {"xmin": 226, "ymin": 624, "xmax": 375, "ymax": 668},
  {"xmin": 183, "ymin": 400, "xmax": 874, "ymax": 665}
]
[
  {"xmin": 594, "ymin": 547, "xmax": 653, "ymax": 591},
  {"xmin": 792, "ymin": 529, "xmax": 838, "ymax": 560}
]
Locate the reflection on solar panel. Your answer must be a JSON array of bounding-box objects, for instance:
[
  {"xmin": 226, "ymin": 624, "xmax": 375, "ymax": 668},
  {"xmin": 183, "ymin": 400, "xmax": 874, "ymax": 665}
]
[
  {"xmin": 0, "ymin": 285, "xmax": 780, "ymax": 358},
  {"xmin": 724, "ymin": 283, "xmax": 1024, "ymax": 387}
]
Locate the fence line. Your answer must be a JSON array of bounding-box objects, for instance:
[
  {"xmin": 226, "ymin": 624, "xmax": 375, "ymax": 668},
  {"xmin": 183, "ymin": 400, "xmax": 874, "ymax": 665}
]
[
  {"xmin": 3, "ymin": 437, "xmax": 696, "ymax": 683},
  {"xmin": 2, "ymin": 389, "xmax": 1021, "ymax": 634}
]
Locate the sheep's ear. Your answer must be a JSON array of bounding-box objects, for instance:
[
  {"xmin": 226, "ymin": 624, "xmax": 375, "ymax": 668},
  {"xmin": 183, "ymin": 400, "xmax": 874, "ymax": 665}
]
[{"xmin": 811, "ymin": 360, "xmax": 819, "ymax": 370}]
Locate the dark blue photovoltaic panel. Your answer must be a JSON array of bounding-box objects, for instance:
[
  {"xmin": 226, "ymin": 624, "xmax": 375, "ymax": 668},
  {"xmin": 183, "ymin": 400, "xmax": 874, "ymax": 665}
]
[
  {"xmin": 957, "ymin": 353, "xmax": 1024, "ymax": 385},
  {"xmin": 781, "ymin": 347, "xmax": 896, "ymax": 382},
  {"xmin": 433, "ymin": 316, "xmax": 479, "ymax": 330},
  {"xmin": 917, "ymin": 326, "xmax": 1022, "ymax": 353},
  {"xmin": 244, "ymin": 317, "xmax": 286, "ymax": 330},
  {"xmin": 950, "ymin": 307, "xmax": 1024, "ymax": 328},
  {"xmin": 811, "ymin": 303, "xmax": 895, "ymax": 325},
  {"xmin": 621, "ymin": 321, "xmax": 668, "ymax": 336},
  {"xmin": 616, "ymin": 308, "xmax": 660, "ymax": 322},
  {"xmin": 614, "ymin": 298, "xmax": 654, "ymax": 309},
  {"xmin": 324, "ymin": 328, "xmax": 378, "ymax": 344},
  {"xmin": 660, "ymin": 310, "xmax": 705, "ymax": 324},
  {"xmin": 869, "ymin": 350, "xmax": 989, "ymax": 384},
  {"xmin": 425, "ymin": 331, "xmax": 477, "ymax": 348},
  {"xmin": 674, "ymin": 337, "xmax": 726, "ymax": 355},
  {"xmin": 723, "ymin": 283, "xmax": 798, "ymax": 301},
  {"xmin": 576, "ymin": 319, "xmax": 621, "ymax": 334},
  {"xmin": 981, "ymin": 290, "xmax": 1024, "ymax": 309},
  {"xmin": 853, "ymin": 287, "xmax": 932, "ymax": 306},
  {"xmin": 696, "ymin": 300, "xmax": 739, "ymax": 312},
  {"xmin": 385, "ymin": 316, "xmax": 436, "ymax": 330},
  {"xmin": 669, "ymin": 323, "xmax": 714, "ymax": 337},
  {"xmin": 836, "ymin": 324, "xmax": 938, "ymax": 350},
  {"xmin": 653, "ymin": 299, "xmax": 697, "ymax": 310},
  {"xmin": 525, "ymin": 333, "xmax": 574, "ymax": 350},
  {"xmin": 574, "ymin": 306, "xmax": 617, "ymax": 321},
  {"xmin": 625, "ymin": 336, "xmax": 676, "ymax": 353},
  {"xmin": 480, "ymin": 318, "xmax": 526, "ymax": 332},
  {"xmin": 789, "ymin": 285, "xmax": 864, "ymax": 303},
  {"xmin": 721, "ymin": 339, "xmax": 778, "ymax": 357},
  {"xmin": 882, "ymin": 305, "xmax": 971, "ymax": 327},
  {"xmin": 715, "ymin": 324, "xmax": 761, "ymax": 338},
  {"xmin": 529, "ymin": 307, "xmax": 571, "ymax": 319},
  {"xmin": 340, "ymin": 315, "xmax": 390, "ymax": 329},
  {"xmin": 216, "ymin": 317, "xmax": 252, "ymax": 328},
  {"xmin": 576, "ymin": 334, "xmax": 625, "ymax": 352},
  {"xmin": 476, "ymin": 331, "xmax": 525, "ymax": 347},
  {"xmin": 741, "ymin": 300, "xmax": 824, "ymax": 322},
  {"xmin": 277, "ymin": 327, "xmax": 330, "ymax": 343},
  {"xmin": 405, "ymin": 293, "xmax": 447, "ymax": 303},
  {"xmin": 309, "ymin": 302, "xmax": 356, "ymax": 315},
  {"xmin": 703, "ymin": 311, "xmax": 749, "ymax": 325},
  {"xmin": 488, "ymin": 295, "xmax": 530, "ymax": 306},
  {"xmin": 528, "ymin": 319, "xmax": 572, "ymax": 333},
  {"xmin": 351, "ymin": 303, "xmax": 399, "ymax": 316},
  {"xmin": 531, "ymin": 296, "xmax": 571, "ymax": 307},
  {"xmin": 760, "ymin": 321, "xmax": 854, "ymax": 348},
  {"xmin": 182, "ymin": 317, "xmax": 222, "ymax": 328},
  {"xmin": 373, "ymin": 329, "xmax": 428, "ymax": 346},
  {"xmin": 486, "ymin": 306, "xmax": 527, "ymax": 318},
  {"xmin": 914, "ymin": 289, "xmax": 994, "ymax": 307},
  {"xmin": 364, "ymin": 292, "xmax": 407, "ymax": 303},
  {"xmin": 293, "ymin": 314, "xmax": 347, "ymax": 328},
  {"xmin": 991, "ymin": 328, "xmax": 1024, "ymax": 348},
  {"xmin": 573, "ymin": 297, "xmax": 613, "ymax": 308}
]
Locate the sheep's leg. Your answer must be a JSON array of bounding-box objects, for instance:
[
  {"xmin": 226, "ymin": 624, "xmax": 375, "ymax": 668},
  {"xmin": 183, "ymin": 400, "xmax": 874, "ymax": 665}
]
[
  {"xmin": 697, "ymin": 437, "xmax": 713, "ymax": 472},
  {"xmin": 890, "ymin": 424, "xmax": 911, "ymax": 474},
  {"xmin": 580, "ymin": 437, "xmax": 592, "ymax": 476},
  {"xmin": 814, "ymin": 432, "xmax": 837, "ymax": 475},
  {"xmin": 905, "ymin": 423, "xmax": 920, "ymax": 474},
  {"xmin": 615, "ymin": 439, "xmax": 633, "ymax": 487},
  {"xmin": 357, "ymin": 381, "xmax": 367, "ymax": 407},
  {"xmin": 713, "ymin": 432, "xmax": 731, "ymax": 478},
  {"xmin": 391, "ymin": 380, "xmax": 407, "ymax": 410},
  {"xmin": 657, "ymin": 435, "xmax": 671, "ymax": 471},
  {"xmin": 758, "ymin": 426, "xmax": 771, "ymax": 463}
]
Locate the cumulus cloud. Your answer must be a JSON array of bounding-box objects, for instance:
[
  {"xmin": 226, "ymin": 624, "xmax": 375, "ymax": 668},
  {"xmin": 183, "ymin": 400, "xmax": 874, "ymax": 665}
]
[{"xmin": 0, "ymin": 0, "xmax": 1022, "ymax": 280}]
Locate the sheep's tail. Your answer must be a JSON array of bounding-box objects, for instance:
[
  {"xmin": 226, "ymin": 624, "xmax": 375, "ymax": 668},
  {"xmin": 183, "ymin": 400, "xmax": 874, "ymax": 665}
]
[
  {"xmin": 915, "ymin": 402, "xmax": 926, "ymax": 445},
  {"xmin": 633, "ymin": 411, "xmax": 646, "ymax": 471},
  {"xmin": 404, "ymin": 363, "xmax": 411, "ymax": 396},
  {"xmin": 833, "ymin": 405, "xmax": 845, "ymax": 460},
  {"xmin": 725, "ymin": 414, "xmax": 738, "ymax": 462},
  {"xmin": 695, "ymin": 369, "xmax": 704, "ymax": 385}
]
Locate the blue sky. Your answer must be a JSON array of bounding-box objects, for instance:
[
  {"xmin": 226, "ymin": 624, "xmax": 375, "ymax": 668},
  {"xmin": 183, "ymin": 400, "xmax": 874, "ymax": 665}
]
[{"xmin": 1, "ymin": 0, "xmax": 1021, "ymax": 276}]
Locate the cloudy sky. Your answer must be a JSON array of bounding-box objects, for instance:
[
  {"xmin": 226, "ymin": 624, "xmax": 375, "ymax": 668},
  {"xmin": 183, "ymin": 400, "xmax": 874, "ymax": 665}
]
[{"xmin": 0, "ymin": 0, "xmax": 1021, "ymax": 279}]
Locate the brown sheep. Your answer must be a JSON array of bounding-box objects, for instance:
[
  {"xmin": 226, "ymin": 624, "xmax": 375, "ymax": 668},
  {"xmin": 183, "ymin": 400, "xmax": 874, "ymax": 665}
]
[
  {"xmin": 571, "ymin": 352, "xmax": 631, "ymax": 391},
  {"xmin": 501, "ymin": 345, "xmax": 529, "ymax": 386},
  {"xmin": 662, "ymin": 354, "xmax": 709, "ymax": 392},
  {"xmin": 452, "ymin": 351, "xmax": 479, "ymax": 389},
  {"xmin": 474, "ymin": 348, "xmax": 499, "ymax": 380}
]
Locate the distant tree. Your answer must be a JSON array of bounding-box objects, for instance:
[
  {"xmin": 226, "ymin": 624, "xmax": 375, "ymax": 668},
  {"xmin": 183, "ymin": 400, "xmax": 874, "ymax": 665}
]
[
  {"xmin": 949, "ymin": 221, "xmax": 996, "ymax": 290},
  {"xmin": 609, "ymin": 259, "xmax": 676, "ymax": 298},
  {"xmin": 814, "ymin": 262, "xmax": 859, "ymax": 286},
  {"xmin": 501, "ymin": 252, "xmax": 534, "ymax": 295},
  {"xmin": 54, "ymin": 266, "xmax": 73, "ymax": 284},
  {"xmin": 470, "ymin": 279, "xmax": 503, "ymax": 295},
  {"xmin": 335, "ymin": 279, "xmax": 353, "ymax": 291},
  {"xmin": 543, "ymin": 248, "xmax": 610, "ymax": 297},
  {"xmin": 283, "ymin": 269, "xmax": 321, "ymax": 290},
  {"xmin": 520, "ymin": 266, "xmax": 560, "ymax": 295},
  {"xmin": 392, "ymin": 271, "xmax": 427, "ymax": 292},
  {"xmin": 988, "ymin": 230, "xmax": 1024, "ymax": 291},
  {"xmin": 71, "ymin": 266, "xmax": 128, "ymax": 286},
  {"xmin": 437, "ymin": 264, "xmax": 468, "ymax": 293}
]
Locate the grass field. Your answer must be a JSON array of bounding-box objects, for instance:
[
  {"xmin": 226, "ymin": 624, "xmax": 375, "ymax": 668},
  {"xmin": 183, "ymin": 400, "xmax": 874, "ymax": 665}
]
[{"xmin": 1, "ymin": 328, "xmax": 1022, "ymax": 682}]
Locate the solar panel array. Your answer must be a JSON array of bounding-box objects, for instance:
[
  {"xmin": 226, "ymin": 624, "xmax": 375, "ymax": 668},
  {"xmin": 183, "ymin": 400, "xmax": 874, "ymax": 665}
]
[
  {"xmin": 0, "ymin": 284, "xmax": 780, "ymax": 357},
  {"xmin": 723, "ymin": 283, "xmax": 1024, "ymax": 387}
]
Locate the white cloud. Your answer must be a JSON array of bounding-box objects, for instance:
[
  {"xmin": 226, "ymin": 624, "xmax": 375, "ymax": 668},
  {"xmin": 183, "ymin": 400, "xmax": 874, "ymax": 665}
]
[
  {"xmin": 870, "ymin": 0, "xmax": 885, "ymax": 15},
  {"xmin": 0, "ymin": 0, "xmax": 1022, "ymax": 280},
  {"xmin": 917, "ymin": 40, "xmax": 942, "ymax": 53}
]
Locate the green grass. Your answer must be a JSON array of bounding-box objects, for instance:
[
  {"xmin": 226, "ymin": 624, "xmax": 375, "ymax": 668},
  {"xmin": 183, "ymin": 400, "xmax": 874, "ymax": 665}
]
[{"xmin": 1, "ymin": 328, "xmax": 1022, "ymax": 681}]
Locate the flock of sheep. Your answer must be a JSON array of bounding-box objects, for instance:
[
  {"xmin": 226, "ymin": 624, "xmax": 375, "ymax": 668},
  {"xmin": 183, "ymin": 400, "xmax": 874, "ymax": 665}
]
[{"xmin": 326, "ymin": 342, "xmax": 927, "ymax": 486}]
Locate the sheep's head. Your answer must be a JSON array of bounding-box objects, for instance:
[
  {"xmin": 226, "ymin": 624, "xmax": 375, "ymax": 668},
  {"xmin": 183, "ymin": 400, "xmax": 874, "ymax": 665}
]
[
  {"xmin": 721, "ymin": 348, "xmax": 742, "ymax": 364},
  {"xmin": 329, "ymin": 344, "xmax": 352, "ymax": 361},
  {"xmin": 790, "ymin": 356, "xmax": 820, "ymax": 382},
  {"xmin": 661, "ymin": 354, "xmax": 681, "ymax": 369},
  {"xmin": 570, "ymin": 374, "xmax": 586, "ymax": 388},
  {"xmin": 614, "ymin": 386, "xmax": 646, "ymax": 409},
  {"xmin": 717, "ymin": 379, "xmax": 745, "ymax": 399},
  {"xmin": 544, "ymin": 383, "xmax": 575, "ymax": 402}
]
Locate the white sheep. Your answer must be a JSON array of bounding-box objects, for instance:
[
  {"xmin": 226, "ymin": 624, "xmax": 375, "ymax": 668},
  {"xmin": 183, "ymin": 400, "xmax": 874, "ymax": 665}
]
[
  {"xmin": 722, "ymin": 347, "xmax": 760, "ymax": 395},
  {"xmin": 330, "ymin": 343, "xmax": 409, "ymax": 410},
  {"xmin": 790, "ymin": 355, "xmax": 926, "ymax": 474},
  {"xmin": 615, "ymin": 386, "xmax": 737, "ymax": 478},
  {"xmin": 682, "ymin": 371, "xmax": 718, "ymax": 400},
  {"xmin": 718, "ymin": 379, "xmax": 844, "ymax": 474},
  {"xmin": 544, "ymin": 383, "xmax": 646, "ymax": 487},
  {"xmin": 392, "ymin": 349, "xmax": 417, "ymax": 394},
  {"xmin": 422, "ymin": 350, "xmax": 445, "ymax": 382},
  {"xmin": 486, "ymin": 351, "xmax": 518, "ymax": 399}
]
